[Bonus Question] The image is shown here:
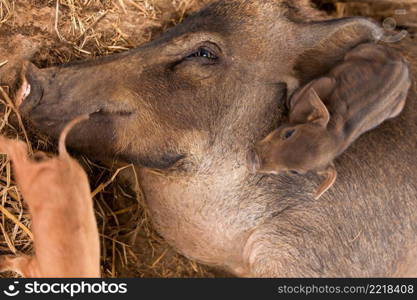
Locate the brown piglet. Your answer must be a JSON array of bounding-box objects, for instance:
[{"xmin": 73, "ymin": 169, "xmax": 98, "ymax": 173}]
[
  {"xmin": 0, "ymin": 115, "xmax": 100, "ymax": 277},
  {"xmin": 251, "ymin": 43, "xmax": 411, "ymax": 199}
]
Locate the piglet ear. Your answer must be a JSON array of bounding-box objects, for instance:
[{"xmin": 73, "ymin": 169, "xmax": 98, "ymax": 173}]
[{"xmin": 289, "ymin": 77, "xmax": 333, "ymax": 128}]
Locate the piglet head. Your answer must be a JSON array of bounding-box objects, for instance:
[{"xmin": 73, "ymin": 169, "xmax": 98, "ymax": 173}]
[{"xmin": 251, "ymin": 78, "xmax": 335, "ymax": 176}]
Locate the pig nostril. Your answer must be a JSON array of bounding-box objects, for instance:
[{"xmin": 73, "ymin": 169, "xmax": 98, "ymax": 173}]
[
  {"xmin": 23, "ymin": 84, "xmax": 31, "ymax": 99},
  {"xmin": 17, "ymin": 69, "xmax": 45, "ymax": 110},
  {"xmin": 15, "ymin": 78, "xmax": 31, "ymax": 107}
]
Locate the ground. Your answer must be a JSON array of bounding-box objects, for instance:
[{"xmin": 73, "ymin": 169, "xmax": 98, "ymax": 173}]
[{"xmin": 0, "ymin": 0, "xmax": 415, "ymax": 278}]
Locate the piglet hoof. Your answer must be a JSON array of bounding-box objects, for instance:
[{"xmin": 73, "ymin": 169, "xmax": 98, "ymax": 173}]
[{"xmin": 315, "ymin": 165, "xmax": 338, "ymax": 200}]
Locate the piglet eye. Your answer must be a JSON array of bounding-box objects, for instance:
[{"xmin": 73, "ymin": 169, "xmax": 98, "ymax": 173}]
[
  {"xmin": 289, "ymin": 170, "xmax": 300, "ymax": 175},
  {"xmin": 282, "ymin": 129, "xmax": 295, "ymax": 140}
]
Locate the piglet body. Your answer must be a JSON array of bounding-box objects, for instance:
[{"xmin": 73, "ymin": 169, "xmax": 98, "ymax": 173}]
[
  {"xmin": 253, "ymin": 44, "xmax": 411, "ymax": 198},
  {"xmin": 323, "ymin": 44, "xmax": 411, "ymax": 151},
  {"xmin": 0, "ymin": 116, "xmax": 100, "ymax": 277}
]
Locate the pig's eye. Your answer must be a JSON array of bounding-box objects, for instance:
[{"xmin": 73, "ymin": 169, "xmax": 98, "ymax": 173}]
[
  {"xmin": 289, "ymin": 170, "xmax": 300, "ymax": 175},
  {"xmin": 282, "ymin": 129, "xmax": 296, "ymax": 140},
  {"xmin": 186, "ymin": 46, "xmax": 219, "ymax": 64},
  {"xmin": 189, "ymin": 48, "xmax": 217, "ymax": 59}
]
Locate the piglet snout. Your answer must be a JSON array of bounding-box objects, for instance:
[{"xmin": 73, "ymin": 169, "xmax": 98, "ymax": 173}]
[{"xmin": 247, "ymin": 149, "xmax": 261, "ymax": 173}]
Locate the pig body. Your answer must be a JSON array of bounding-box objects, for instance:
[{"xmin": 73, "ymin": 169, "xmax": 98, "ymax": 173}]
[
  {"xmin": 253, "ymin": 43, "xmax": 411, "ymax": 198},
  {"xmin": 325, "ymin": 44, "xmax": 411, "ymax": 153},
  {"xmin": 0, "ymin": 116, "xmax": 100, "ymax": 278}
]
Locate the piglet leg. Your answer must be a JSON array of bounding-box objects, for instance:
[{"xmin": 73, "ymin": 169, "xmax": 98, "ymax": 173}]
[{"xmin": 315, "ymin": 164, "xmax": 337, "ymax": 199}]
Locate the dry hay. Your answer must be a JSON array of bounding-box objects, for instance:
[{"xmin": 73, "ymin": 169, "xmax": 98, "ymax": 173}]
[{"xmin": 0, "ymin": 0, "xmax": 415, "ymax": 278}]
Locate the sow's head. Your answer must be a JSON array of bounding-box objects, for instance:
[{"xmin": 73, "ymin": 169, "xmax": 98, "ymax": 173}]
[{"xmin": 16, "ymin": 0, "xmax": 382, "ymax": 169}]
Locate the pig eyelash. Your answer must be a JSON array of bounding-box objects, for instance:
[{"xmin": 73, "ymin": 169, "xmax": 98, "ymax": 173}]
[
  {"xmin": 184, "ymin": 44, "xmax": 221, "ymax": 65},
  {"xmin": 188, "ymin": 47, "xmax": 218, "ymax": 60}
]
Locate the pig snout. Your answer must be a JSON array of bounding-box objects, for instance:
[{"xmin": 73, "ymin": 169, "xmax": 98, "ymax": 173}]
[
  {"xmin": 251, "ymin": 140, "xmax": 280, "ymax": 175},
  {"xmin": 16, "ymin": 62, "xmax": 50, "ymax": 111}
]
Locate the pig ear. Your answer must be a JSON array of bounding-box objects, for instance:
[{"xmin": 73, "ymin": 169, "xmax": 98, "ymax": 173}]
[
  {"xmin": 290, "ymin": 81, "xmax": 330, "ymax": 128},
  {"xmin": 294, "ymin": 17, "xmax": 382, "ymax": 83}
]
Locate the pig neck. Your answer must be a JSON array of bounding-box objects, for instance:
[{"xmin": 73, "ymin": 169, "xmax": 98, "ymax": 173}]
[{"xmin": 136, "ymin": 86, "xmax": 286, "ymax": 266}]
